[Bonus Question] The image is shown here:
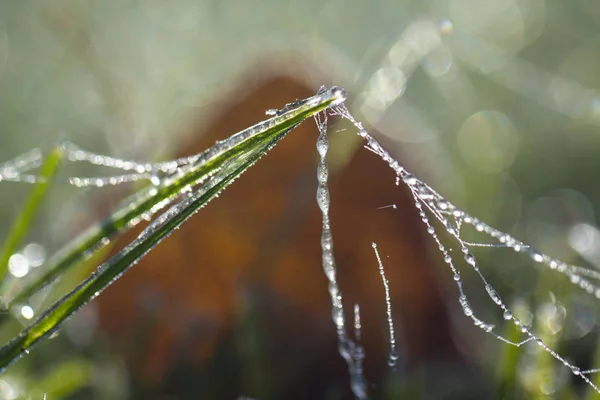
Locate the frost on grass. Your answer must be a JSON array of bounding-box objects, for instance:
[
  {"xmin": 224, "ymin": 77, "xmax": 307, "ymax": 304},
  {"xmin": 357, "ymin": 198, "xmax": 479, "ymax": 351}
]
[{"xmin": 4, "ymin": 87, "xmax": 600, "ymax": 396}]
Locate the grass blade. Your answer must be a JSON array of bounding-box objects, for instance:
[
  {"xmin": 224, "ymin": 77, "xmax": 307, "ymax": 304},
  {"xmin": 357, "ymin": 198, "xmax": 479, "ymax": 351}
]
[
  {"xmin": 0, "ymin": 147, "xmax": 63, "ymax": 285},
  {"xmin": 7, "ymin": 87, "xmax": 346, "ymax": 307},
  {"xmin": 0, "ymin": 86, "xmax": 346, "ymax": 372}
]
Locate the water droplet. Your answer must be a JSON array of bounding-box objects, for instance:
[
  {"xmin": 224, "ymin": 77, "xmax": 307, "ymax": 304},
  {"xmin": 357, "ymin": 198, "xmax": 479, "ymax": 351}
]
[
  {"xmin": 265, "ymin": 108, "xmax": 278, "ymax": 116},
  {"xmin": 317, "ymin": 162, "xmax": 328, "ymax": 183},
  {"xmin": 316, "ymin": 137, "xmax": 328, "ymax": 158},
  {"xmin": 444, "ymin": 255, "xmax": 452, "ymax": 263},
  {"xmin": 453, "ymin": 273, "xmax": 461, "ymax": 281},
  {"xmin": 403, "ymin": 174, "xmax": 417, "ymax": 185},
  {"xmin": 503, "ymin": 310, "xmax": 513, "ymax": 320},
  {"xmin": 513, "ymin": 244, "xmax": 522, "ymax": 252},
  {"xmin": 330, "ymin": 86, "xmax": 348, "ymax": 104},
  {"xmin": 459, "ymin": 295, "xmax": 473, "ymax": 316},
  {"xmin": 485, "ymin": 284, "xmax": 502, "ymax": 305},
  {"xmin": 530, "ymin": 251, "xmax": 544, "ymax": 263},
  {"xmin": 150, "ymin": 175, "xmax": 162, "ymax": 186},
  {"xmin": 388, "ymin": 350, "xmax": 399, "ymax": 367},
  {"xmin": 464, "ymin": 253, "xmax": 476, "ymax": 266}
]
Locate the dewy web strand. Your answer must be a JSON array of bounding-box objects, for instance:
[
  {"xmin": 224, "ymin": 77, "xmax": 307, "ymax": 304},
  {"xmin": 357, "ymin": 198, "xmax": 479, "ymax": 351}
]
[
  {"xmin": 315, "ymin": 111, "xmax": 367, "ymax": 400},
  {"xmin": 372, "ymin": 242, "xmax": 398, "ymax": 367},
  {"xmin": 329, "ymin": 102, "xmax": 600, "ymax": 393}
]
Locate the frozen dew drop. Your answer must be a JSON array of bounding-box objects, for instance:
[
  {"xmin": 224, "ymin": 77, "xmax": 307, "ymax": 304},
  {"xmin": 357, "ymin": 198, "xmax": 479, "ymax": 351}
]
[
  {"xmin": 503, "ymin": 310, "xmax": 513, "ymax": 320},
  {"xmin": 388, "ymin": 350, "xmax": 399, "ymax": 367},
  {"xmin": 464, "ymin": 252, "xmax": 476, "ymax": 266},
  {"xmin": 333, "ymin": 308, "xmax": 345, "ymax": 328},
  {"xmin": 316, "ymin": 187, "xmax": 330, "ymax": 212},
  {"xmin": 459, "ymin": 295, "xmax": 473, "ymax": 317},
  {"xmin": 417, "ymin": 185, "xmax": 434, "ymax": 199},
  {"xmin": 453, "ymin": 273, "xmax": 461, "ymax": 281},
  {"xmin": 316, "ymin": 137, "xmax": 328, "ymax": 158},
  {"xmin": 317, "ymin": 162, "xmax": 328, "ymax": 183},
  {"xmin": 265, "ymin": 108, "xmax": 278, "ymax": 116},
  {"xmin": 427, "ymin": 226, "xmax": 435, "ymax": 234},
  {"xmin": 530, "ymin": 251, "xmax": 544, "ymax": 263},
  {"xmin": 513, "ymin": 244, "xmax": 523, "ymax": 252},
  {"xmin": 573, "ymin": 366, "xmax": 581, "ymax": 376},
  {"xmin": 444, "ymin": 254, "xmax": 452, "ymax": 263},
  {"xmin": 403, "ymin": 173, "xmax": 417, "ymax": 185},
  {"xmin": 485, "ymin": 284, "xmax": 502, "ymax": 305},
  {"xmin": 330, "ymin": 86, "xmax": 348, "ymax": 104}
]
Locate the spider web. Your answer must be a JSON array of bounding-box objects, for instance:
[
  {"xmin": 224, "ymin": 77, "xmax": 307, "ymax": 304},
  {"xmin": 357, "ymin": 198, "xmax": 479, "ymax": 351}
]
[{"xmin": 2, "ymin": 91, "xmax": 600, "ymax": 397}]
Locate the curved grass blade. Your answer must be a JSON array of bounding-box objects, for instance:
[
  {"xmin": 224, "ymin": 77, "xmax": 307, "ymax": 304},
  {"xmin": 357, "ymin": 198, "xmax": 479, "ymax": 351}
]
[
  {"xmin": 0, "ymin": 86, "xmax": 347, "ymax": 372},
  {"xmin": 6, "ymin": 87, "xmax": 347, "ymax": 307},
  {"xmin": 0, "ymin": 147, "xmax": 64, "ymax": 285}
]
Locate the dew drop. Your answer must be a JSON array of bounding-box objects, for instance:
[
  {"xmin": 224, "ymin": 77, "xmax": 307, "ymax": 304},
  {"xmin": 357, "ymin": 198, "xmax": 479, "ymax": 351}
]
[
  {"xmin": 388, "ymin": 350, "xmax": 399, "ymax": 367},
  {"xmin": 403, "ymin": 174, "xmax": 417, "ymax": 186},
  {"xmin": 503, "ymin": 310, "xmax": 513, "ymax": 320},
  {"xmin": 464, "ymin": 253, "xmax": 476, "ymax": 266},
  {"xmin": 459, "ymin": 295, "xmax": 473, "ymax": 316},
  {"xmin": 485, "ymin": 284, "xmax": 502, "ymax": 305}
]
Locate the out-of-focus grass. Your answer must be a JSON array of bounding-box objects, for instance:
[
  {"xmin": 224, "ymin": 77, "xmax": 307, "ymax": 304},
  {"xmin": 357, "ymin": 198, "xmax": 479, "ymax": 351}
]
[{"xmin": 0, "ymin": 147, "xmax": 63, "ymax": 284}]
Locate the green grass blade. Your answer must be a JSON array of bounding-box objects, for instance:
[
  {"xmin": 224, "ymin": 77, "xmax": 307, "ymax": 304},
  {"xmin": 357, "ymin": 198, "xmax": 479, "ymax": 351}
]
[
  {"xmin": 0, "ymin": 147, "xmax": 63, "ymax": 285},
  {"xmin": 0, "ymin": 86, "xmax": 346, "ymax": 372},
  {"xmin": 7, "ymin": 87, "xmax": 346, "ymax": 307}
]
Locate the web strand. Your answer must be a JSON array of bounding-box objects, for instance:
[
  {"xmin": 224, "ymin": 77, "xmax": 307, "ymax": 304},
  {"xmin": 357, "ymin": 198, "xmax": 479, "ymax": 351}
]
[{"xmin": 330, "ymin": 102, "xmax": 600, "ymax": 392}]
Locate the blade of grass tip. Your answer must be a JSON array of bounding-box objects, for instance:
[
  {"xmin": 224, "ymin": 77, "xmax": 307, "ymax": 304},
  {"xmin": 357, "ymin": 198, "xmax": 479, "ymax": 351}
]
[
  {"xmin": 0, "ymin": 86, "xmax": 347, "ymax": 372},
  {"xmin": 7, "ymin": 87, "xmax": 347, "ymax": 308},
  {"xmin": 0, "ymin": 126, "xmax": 292, "ymax": 373},
  {"xmin": 0, "ymin": 146, "xmax": 63, "ymax": 286}
]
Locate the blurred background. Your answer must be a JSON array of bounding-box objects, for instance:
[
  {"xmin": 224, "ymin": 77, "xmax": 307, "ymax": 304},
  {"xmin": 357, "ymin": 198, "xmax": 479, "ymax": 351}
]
[{"xmin": 1, "ymin": 0, "xmax": 600, "ymax": 398}]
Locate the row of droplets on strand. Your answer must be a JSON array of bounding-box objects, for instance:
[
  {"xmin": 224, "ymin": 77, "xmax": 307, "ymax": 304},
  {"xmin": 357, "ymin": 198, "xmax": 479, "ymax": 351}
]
[
  {"xmin": 5, "ymin": 86, "xmax": 600, "ymax": 393},
  {"xmin": 328, "ymin": 103, "xmax": 600, "ymax": 392},
  {"xmin": 0, "ymin": 141, "xmax": 200, "ymax": 187},
  {"xmin": 0, "ymin": 87, "xmax": 348, "ymax": 189},
  {"xmin": 315, "ymin": 100, "xmax": 400, "ymax": 399}
]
